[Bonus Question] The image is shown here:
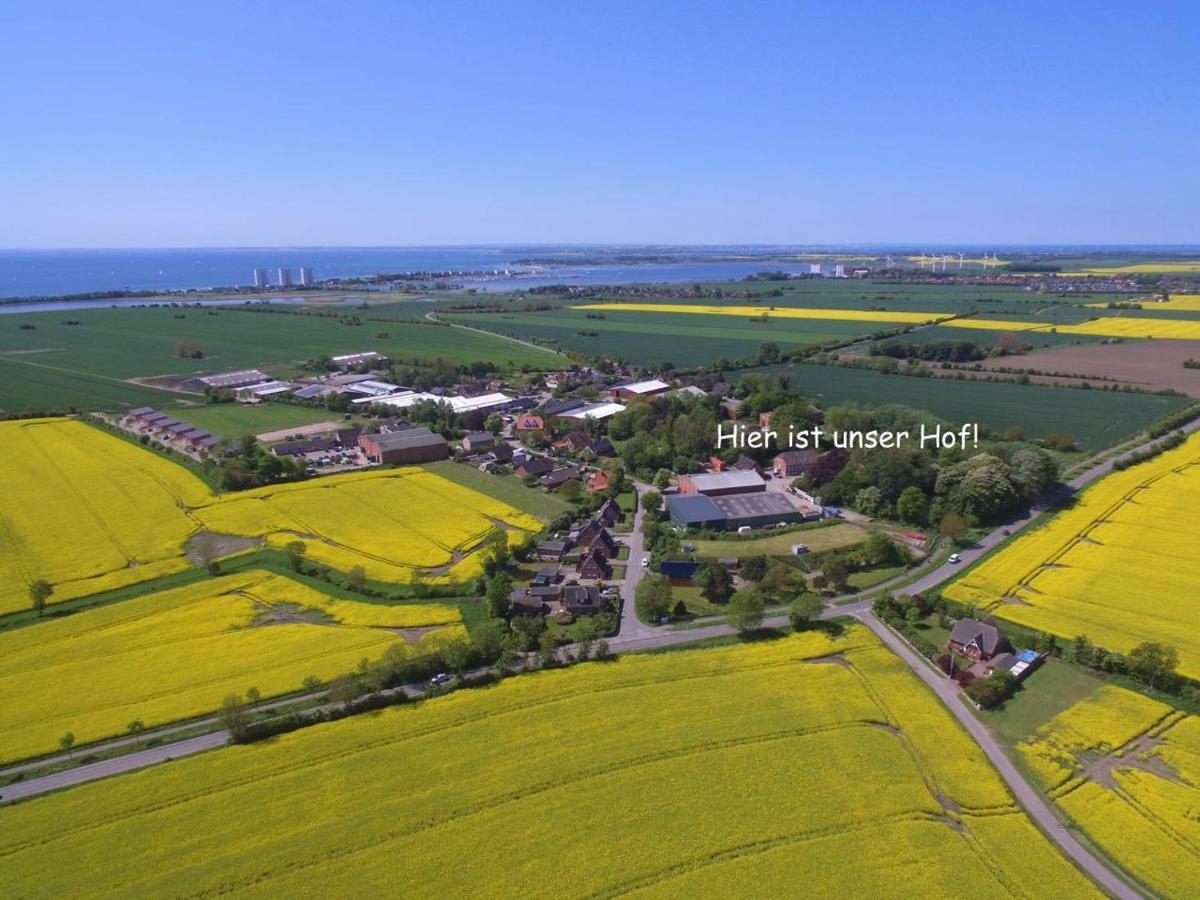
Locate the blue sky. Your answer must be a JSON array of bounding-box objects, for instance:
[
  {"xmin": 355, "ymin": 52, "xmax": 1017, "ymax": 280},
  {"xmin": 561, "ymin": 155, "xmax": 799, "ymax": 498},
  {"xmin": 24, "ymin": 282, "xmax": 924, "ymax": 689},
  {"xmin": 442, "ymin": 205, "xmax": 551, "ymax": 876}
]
[{"xmin": 1, "ymin": 0, "xmax": 1197, "ymax": 247}]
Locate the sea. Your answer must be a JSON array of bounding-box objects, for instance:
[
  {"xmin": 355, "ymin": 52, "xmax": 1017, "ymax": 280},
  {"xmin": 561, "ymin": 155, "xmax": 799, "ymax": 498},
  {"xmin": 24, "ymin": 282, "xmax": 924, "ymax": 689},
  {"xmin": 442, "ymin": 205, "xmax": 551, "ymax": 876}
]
[{"xmin": 0, "ymin": 246, "xmax": 821, "ymax": 311}]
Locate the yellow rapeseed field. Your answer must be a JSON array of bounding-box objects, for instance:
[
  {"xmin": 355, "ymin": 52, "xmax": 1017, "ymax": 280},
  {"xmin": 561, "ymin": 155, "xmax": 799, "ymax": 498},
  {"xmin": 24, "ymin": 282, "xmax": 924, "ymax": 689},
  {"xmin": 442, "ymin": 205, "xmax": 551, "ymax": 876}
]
[
  {"xmin": 574, "ymin": 302, "xmax": 951, "ymax": 325},
  {"xmin": 1085, "ymin": 294, "xmax": 1200, "ymax": 311},
  {"xmin": 0, "ymin": 627, "xmax": 1098, "ymax": 897},
  {"xmin": 946, "ymin": 433, "xmax": 1200, "ymax": 678},
  {"xmin": 0, "ymin": 569, "xmax": 464, "ymax": 760},
  {"xmin": 933, "ymin": 318, "xmax": 1048, "ymax": 331},
  {"xmin": 1077, "ymin": 261, "xmax": 1200, "ymax": 274},
  {"xmin": 1053, "ymin": 317, "xmax": 1200, "ymax": 341},
  {"xmin": 1018, "ymin": 685, "xmax": 1198, "ymax": 896},
  {"xmin": 0, "ymin": 419, "xmax": 540, "ymax": 613}
]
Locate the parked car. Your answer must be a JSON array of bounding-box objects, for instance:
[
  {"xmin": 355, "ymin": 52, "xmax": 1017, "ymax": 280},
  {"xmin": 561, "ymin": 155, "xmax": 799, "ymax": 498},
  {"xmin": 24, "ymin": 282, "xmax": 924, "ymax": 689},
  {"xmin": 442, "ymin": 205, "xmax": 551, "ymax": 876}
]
[{"xmin": 640, "ymin": 557, "xmax": 650, "ymax": 568}]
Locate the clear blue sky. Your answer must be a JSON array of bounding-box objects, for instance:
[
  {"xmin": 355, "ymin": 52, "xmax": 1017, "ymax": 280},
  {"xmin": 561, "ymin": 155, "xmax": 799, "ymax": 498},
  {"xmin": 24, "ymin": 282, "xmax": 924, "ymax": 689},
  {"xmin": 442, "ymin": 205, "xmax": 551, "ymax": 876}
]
[{"xmin": 2, "ymin": 0, "xmax": 1197, "ymax": 247}]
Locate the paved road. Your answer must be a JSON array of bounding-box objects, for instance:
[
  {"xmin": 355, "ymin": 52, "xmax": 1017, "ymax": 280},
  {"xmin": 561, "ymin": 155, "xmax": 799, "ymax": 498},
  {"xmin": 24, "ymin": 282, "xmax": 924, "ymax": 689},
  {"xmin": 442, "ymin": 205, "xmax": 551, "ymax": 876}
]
[
  {"xmin": 855, "ymin": 611, "xmax": 1141, "ymax": 900},
  {"xmin": 616, "ymin": 480, "xmax": 658, "ymax": 641}
]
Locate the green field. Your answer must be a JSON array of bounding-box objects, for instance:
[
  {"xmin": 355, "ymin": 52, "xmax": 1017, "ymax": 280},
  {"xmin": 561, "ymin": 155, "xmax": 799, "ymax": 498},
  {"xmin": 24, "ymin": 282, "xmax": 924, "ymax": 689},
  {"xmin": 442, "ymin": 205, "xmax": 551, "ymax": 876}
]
[
  {"xmin": 446, "ymin": 307, "xmax": 885, "ymax": 366},
  {"xmin": 747, "ymin": 362, "xmax": 1188, "ymax": 451},
  {"xmin": 690, "ymin": 522, "xmax": 869, "ymax": 558},
  {"xmin": 175, "ymin": 403, "xmax": 354, "ymax": 440},
  {"xmin": 0, "ymin": 304, "xmax": 558, "ymax": 412},
  {"xmin": 422, "ymin": 459, "xmax": 571, "ymax": 522}
]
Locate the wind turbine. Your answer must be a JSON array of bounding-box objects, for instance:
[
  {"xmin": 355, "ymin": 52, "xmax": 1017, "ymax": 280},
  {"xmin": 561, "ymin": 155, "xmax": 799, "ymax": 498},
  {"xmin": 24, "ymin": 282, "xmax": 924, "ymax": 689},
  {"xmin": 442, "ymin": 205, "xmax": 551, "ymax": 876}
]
[{"xmin": 958, "ymin": 252, "xmax": 964, "ymax": 269}]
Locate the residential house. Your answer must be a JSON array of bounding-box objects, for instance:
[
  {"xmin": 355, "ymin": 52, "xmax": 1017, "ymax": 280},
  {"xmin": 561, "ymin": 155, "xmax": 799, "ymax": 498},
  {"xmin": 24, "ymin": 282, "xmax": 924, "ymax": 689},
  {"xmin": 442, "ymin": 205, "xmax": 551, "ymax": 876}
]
[
  {"xmin": 561, "ymin": 585, "xmax": 604, "ymax": 615},
  {"xmin": 586, "ymin": 438, "xmax": 614, "ymax": 457},
  {"xmin": 731, "ymin": 455, "xmax": 761, "ymax": 473},
  {"xmin": 556, "ymin": 431, "xmax": 592, "ymax": 453},
  {"xmin": 517, "ymin": 457, "xmax": 554, "ymax": 479},
  {"xmin": 536, "ymin": 539, "xmax": 571, "ymax": 561},
  {"xmin": 462, "ymin": 431, "xmax": 496, "ymax": 453},
  {"xmin": 514, "ymin": 414, "xmax": 545, "ymax": 432},
  {"xmin": 948, "ymin": 618, "xmax": 1011, "ymax": 662},
  {"xmin": 575, "ymin": 521, "xmax": 617, "ymax": 558},
  {"xmin": 509, "ymin": 590, "xmax": 548, "ymax": 616},
  {"xmin": 532, "ymin": 566, "xmax": 562, "ymax": 586},
  {"xmin": 541, "ymin": 466, "xmax": 581, "ymax": 489},
  {"xmin": 773, "ymin": 449, "xmax": 820, "ymax": 478},
  {"xmin": 587, "ymin": 469, "xmax": 612, "ymax": 493},
  {"xmin": 578, "ymin": 548, "xmax": 612, "ymax": 580},
  {"xmin": 486, "ymin": 442, "xmax": 514, "ymax": 464},
  {"xmin": 596, "ymin": 498, "xmax": 621, "ymax": 527}
]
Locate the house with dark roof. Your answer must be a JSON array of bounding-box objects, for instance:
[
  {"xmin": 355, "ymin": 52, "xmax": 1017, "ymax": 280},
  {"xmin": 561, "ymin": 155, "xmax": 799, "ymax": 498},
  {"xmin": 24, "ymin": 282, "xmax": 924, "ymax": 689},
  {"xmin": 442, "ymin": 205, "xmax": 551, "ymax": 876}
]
[
  {"xmin": 773, "ymin": 449, "xmax": 820, "ymax": 478},
  {"xmin": 586, "ymin": 438, "xmax": 614, "ymax": 457},
  {"xmin": 578, "ymin": 548, "xmax": 612, "ymax": 580},
  {"xmin": 575, "ymin": 521, "xmax": 617, "ymax": 558},
  {"xmin": 486, "ymin": 442, "xmax": 514, "ymax": 464},
  {"xmin": 562, "ymin": 585, "xmax": 604, "ymax": 615},
  {"xmin": 541, "ymin": 466, "xmax": 581, "ymax": 489},
  {"xmin": 509, "ymin": 590, "xmax": 548, "ymax": 616},
  {"xmin": 596, "ymin": 498, "xmax": 621, "ymax": 527},
  {"xmin": 462, "ymin": 431, "xmax": 495, "ymax": 453},
  {"xmin": 555, "ymin": 431, "xmax": 592, "ymax": 453},
  {"xmin": 730, "ymin": 454, "xmax": 761, "ymax": 473},
  {"xmin": 536, "ymin": 539, "xmax": 571, "ymax": 561},
  {"xmin": 948, "ymin": 618, "xmax": 1011, "ymax": 662},
  {"xmin": 517, "ymin": 458, "xmax": 554, "ymax": 478}
]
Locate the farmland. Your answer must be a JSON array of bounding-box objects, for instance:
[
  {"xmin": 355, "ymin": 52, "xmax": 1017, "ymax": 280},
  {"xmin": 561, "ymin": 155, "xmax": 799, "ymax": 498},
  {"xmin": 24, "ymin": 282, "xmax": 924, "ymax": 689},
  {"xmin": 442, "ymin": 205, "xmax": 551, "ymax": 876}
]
[
  {"xmin": 0, "ymin": 570, "xmax": 464, "ymax": 760},
  {"xmin": 744, "ymin": 362, "xmax": 1188, "ymax": 451},
  {"xmin": 0, "ymin": 419, "xmax": 544, "ymax": 615},
  {"xmin": 444, "ymin": 306, "xmax": 888, "ymax": 367},
  {"xmin": 1017, "ymin": 684, "xmax": 1199, "ymax": 895},
  {"xmin": 976, "ymin": 340, "xmax": 1200, "ymax": 397},
  {"xmin": 0, "ymin": 627, "xmax": 1098, "ymax": 897},
  {"xmin": 172, "ymin": 403, "xmax": 354, "ymax": 441},
  {"xmin": 0, "ymin": 303, "xmax": 557, "ymax": 412},
  {"xmin": 946, "ymin": 433, "xmax": 1200, "ymax": 678}
]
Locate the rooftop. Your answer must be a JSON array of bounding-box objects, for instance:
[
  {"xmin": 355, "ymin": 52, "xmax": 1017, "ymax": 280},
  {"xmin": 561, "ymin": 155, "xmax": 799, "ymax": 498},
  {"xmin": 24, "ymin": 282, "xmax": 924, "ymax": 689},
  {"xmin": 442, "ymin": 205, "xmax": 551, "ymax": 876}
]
[
  {"xmin": 684, "ymin": 470, "xmax": 765, "ymax": 493},
  {"xmin": 561, "ymin": 401, "xmax": 626, "ymax": 420}
]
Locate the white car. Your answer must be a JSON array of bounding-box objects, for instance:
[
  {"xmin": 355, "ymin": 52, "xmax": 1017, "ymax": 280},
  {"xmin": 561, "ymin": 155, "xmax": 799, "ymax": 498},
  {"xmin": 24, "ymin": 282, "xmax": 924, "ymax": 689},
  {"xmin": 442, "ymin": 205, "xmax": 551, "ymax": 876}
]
[
  {"xmin": 640, "ymin": 558, "xmax": 650, "ymax": 568},
  {"xmin": 948, "ymin": 553, "xmax": 962, "ymax": 564}
]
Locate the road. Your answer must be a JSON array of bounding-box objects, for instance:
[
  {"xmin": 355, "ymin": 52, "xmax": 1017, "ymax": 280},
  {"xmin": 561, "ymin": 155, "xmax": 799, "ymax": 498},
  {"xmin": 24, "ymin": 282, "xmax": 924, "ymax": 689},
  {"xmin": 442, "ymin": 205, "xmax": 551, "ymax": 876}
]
[
  {"xmin": 616, "ymin": 480, "xmax": 658, "ymax": 640},
  {"xmin": 855, "ymin": 612, "xmax": 1141, "ymax": 900}
]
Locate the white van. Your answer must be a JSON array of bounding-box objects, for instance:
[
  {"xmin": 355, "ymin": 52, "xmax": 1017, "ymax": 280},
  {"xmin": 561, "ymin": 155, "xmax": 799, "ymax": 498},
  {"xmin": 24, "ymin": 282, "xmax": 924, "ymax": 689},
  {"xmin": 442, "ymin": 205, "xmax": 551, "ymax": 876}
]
[{"xmin": 737, "ymin": 525, "xmax": 752, "ymax": 535}]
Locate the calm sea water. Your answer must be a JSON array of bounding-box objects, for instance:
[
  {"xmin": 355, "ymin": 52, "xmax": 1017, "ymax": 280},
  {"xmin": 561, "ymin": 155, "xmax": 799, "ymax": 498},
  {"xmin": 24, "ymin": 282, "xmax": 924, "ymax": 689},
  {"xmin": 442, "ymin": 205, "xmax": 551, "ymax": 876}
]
[{"xmin": 0, "ymin": 246, "xmax": 819, "ymax": 309}]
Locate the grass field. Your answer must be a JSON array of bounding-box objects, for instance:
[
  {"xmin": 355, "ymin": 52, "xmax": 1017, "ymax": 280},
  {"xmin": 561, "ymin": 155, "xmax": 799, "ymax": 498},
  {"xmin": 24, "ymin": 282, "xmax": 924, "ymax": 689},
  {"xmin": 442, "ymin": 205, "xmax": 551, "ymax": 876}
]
[
  {"xmin": 1017, "ymin": 684, "xmax": 1198, "ymax": 895},
  {"xmin": 446, "ymin": 307, "xmax": 885, "ymax": 366},
  {"xmin": 1, "ymin": 627, "xmax": 1098, "ymax": 897},
  {"xmin": 422, "ymin": 459, "xmax": 572, "ymax": 521},
  {"xmin": 747, "ymin": 362, "xmax": 1188, "ymax": 451},
  {"xmin": 946, "ymin": 433, "xmax": 1200, "ymax": 678},
  {"xmin": 0, "ymin": 570, "xmax": 464, "ymax": 760},
  {"xmin": 0, "ymin": 304, "xmax": 557, "ymax": 412},
  {"xmin": 978, "ymin": 658, "xmax": 1104, "ymax": 748},
  {"xmin": 0, "ymin": 419, "xmax": 544, "ymax": 614},
  {"xmin": 172, "ymin": 403, "xmax": 352, "ymax": 441},
  {"xmin": 690, "ymin": 522, "xmax": 868, "ymax": 558}
]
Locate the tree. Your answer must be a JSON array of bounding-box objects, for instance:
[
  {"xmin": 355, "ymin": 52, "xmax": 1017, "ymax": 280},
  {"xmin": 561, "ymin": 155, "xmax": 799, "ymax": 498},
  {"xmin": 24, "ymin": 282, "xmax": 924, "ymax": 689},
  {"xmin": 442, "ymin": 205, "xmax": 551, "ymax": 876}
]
[
  {"xmin": 938, "ymin": 512, "xmax": 969, "ymax": 543},
  {"xmin": 641, "ymin": 490, "xmax": 663, "ymax": 516},
  {"xmin": 218, "ymin": 695, "xmax": 250, "ymax": 740},
  {"xmin": 346, "ymin": 565, "xmax": 367, "ymax": 593},
  {"xmin": 326, "ymin": 675, "xmax": 362, "ymax": 710},
  {"xmin": 484, "ymin": 528, "xmax": 510, "ymax": 569},
  {"xmin": 441, "ymin": 639, "xmax": 473, "ymax": 677},
  {"xmin": 573, "ymin": 617, "xmax": 599, "ymax": 660},
  {"xmin": 1128, "ymin": 642, "xmax": 1179, "ymax": 690},
  {"xmin": 738, "ymin": 555, "xmax": 768, "ymax": 582},
  {"xmin": 823, "ymin": 561, "xmax": 850, "ymax": 593},
  {"xmin": 760, "ymin": 562, "xmax": 798, "ymax": 604},
  {"xmin": 636, "ymin": 574, "xmax": 673, "ymax": 621},
  {"xmin": 127, "ymin": 719, "xmax": 146, "ymax": 735},
  {"xmin": 245, "ymin": 686, "xmax": 261, "ymax": 709},
  {"xmin": 29, "ymin": 579, "xmax": 52, "ymax": 617},
  {"xmin": 59, "ymin": 731, "xmax": 76, "ymax": 759},
  {"xmin": 788, "ymin": 593, "xmax": 823, "ymax": 631},
  {"xmin": 726, "ymin": 588, "xmax": 765, "ymax": 634},
  {"xmin": 537, "ymin": 631, "xmax": 558, "ymax": 668},
  {"xmin": 284, "ymin": 540, "xmax": 307, "ymax": 572},
  {"xmin": 486, "ymin": 571, "xmax": 513, "ymax": 619},
  {"xmin": 1070, "ymin": 635, "xmax": 1095, "ymax": 667},
  {"xmin": 559, "ymin": 479, "xmax": 582, "ymax": 502},
  {"xmin": 692, "ymin": 561, "xmax": 733, "ymax": 605},
  {"xmin": 472, "ymin": 621, "xmax": 505, "ymax": 663},
  {"xmin": 853, "ymin": 485, "xmax": 886, "ymax": 517},
  {"xmin": 301, "ymin": 675, "xmax": 323, "ymax": 698},
  {"xmin": 896, "ymin": 486, "xmax": 929, "ymax": 525}
]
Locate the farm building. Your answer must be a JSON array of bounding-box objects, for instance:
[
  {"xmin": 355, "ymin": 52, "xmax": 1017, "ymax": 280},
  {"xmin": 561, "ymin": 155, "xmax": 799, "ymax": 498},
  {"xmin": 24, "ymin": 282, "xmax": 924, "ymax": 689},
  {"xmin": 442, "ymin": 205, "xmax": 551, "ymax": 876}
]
[
  {"xmin": 666, "ymin": 492, "xmax": 812, "ymax": 531},
  {"xmin": 557, "ymin": 401, "xmax": 626, "ymax": 422},
  {"xmin": 773, "ymin": 449, "xmax": 820, "ymax": 478},
  {"xmin": 676, "ymin": 470, "xmax": 765, "ymax": 497},
  {"xmin": 609, "ymin": 379, "xmax": 671, "ymax": 400},
  {"xmin": 331, "ymin": 351, "xmax": 386, "ymax": 370},
  {"xmin": 358, "ymin": 428, "xmax": 448, "ymax": 464},
  {"xmin": 184, "ymin": 369, "xmax": 271, "ymax": 392}
]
